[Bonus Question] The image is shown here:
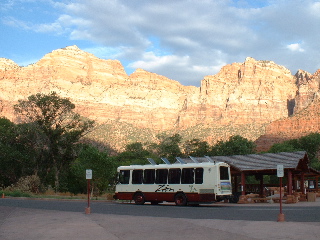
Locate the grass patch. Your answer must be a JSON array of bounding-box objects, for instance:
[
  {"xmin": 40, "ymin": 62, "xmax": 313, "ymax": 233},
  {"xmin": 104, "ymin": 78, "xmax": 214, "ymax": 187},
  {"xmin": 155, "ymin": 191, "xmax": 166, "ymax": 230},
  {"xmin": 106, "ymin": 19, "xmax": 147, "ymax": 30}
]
[
  {"xmin": 0, "ymin": 190, "xmax": 31, "ymax": 198},
  {"xmin": 0, "ymin": 190, "xmax": 114, "ymax": 200}
]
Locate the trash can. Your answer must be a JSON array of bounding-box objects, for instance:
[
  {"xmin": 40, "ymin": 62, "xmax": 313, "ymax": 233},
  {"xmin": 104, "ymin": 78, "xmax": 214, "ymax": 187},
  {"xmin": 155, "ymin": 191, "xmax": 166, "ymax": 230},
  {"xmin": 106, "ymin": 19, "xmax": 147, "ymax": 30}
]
[{"xmin": 307, "ymin": 192, "xmax": 316, "ymax": 202}]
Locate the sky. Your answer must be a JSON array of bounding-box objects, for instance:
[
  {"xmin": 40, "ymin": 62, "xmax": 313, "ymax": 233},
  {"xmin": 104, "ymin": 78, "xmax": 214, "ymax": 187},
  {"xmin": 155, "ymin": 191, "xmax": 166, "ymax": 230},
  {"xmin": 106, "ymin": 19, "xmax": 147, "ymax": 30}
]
[{"xmin": 1, "ymin": 0, "xmax": 320, "ymax": 87}]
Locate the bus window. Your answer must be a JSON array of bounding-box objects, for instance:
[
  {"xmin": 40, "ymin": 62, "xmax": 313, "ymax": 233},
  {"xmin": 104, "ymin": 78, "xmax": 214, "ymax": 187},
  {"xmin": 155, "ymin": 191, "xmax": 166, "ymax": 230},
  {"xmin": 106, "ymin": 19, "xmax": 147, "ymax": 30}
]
[
  {"xmin": 119, "ymin": 170, "xmax": 130, "ymax": 184},
  {"xmin": 181, "ymin": 168, "xmax": 194, "ymax": 184},
  {"xmin": 195, "ymin": 168, "xmax": 203, "ymax": 184},
  {"xmin": 220, "ymin": 166, "xmax": 229, "ymax": 180},
  {"xmin": 155, "ymin": 169, "xmax": 168, "ymax": 184},
  {"xmin": 168, "ymin": 169, "xmax": 181, "ymax": 184},
  {"xmin": 132, "ymin": 170, "xmax": 143, "ymax": 184},
  {"xmin": 144, "ymin": 169, "xmax": 155, "ymax": 184}
]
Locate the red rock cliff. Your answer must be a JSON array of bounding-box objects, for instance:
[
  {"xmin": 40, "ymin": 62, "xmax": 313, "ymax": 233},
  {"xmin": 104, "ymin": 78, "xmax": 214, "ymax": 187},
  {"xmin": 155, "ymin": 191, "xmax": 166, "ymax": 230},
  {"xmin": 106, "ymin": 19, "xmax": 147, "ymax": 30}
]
[{"xmin": 1, "ymin": 46, "xmax": 319, "ymax": 150}]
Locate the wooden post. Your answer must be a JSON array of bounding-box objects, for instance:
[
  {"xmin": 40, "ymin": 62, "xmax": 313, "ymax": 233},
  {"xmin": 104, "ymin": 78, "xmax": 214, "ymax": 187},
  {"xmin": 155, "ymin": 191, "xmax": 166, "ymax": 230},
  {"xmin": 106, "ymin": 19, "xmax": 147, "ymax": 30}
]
[
  {"xmin": 301, "ymin": 172, "xmax": 305, "ymax": 194},
  {"xmin": 259, "ymin": 174, "xmax": 264, "ymax": 197},
  {"xmin": 234, "ymin": 175, "xmax": 238, "ymax": 193},
  {"xmin": 85, "ymin": 179, "xmax": 91, "ymax": 214},
  {"xmin": 241, "ymin": 172, "xmax": 246, "ymax": 195},
  {"xmin": 294, "ymin": 175, "xmax": 298, "ymax": 192},
  {"xmin": 85, "ymin": 169, "xmax": 92, "ymax": 214},
  {"xmin": 237, "ymin": 172, "xmax": 248, "ymax": 204},
  {"xmin": 287, "ymin": 170, "xmax": 292, "ymax": 195},
  {"xmin": 277, "ymin": 165, "xmax": 285, "ymax": 222},
  {"xmin": 277, "ymin": 177, "xmax": 285, "ymax": 222}
]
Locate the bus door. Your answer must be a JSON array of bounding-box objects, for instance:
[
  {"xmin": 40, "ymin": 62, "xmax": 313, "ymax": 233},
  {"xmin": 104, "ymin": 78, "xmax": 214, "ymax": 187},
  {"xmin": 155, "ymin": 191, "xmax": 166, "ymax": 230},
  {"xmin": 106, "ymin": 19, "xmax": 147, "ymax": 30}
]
[{"xmin": 219, "ymin": 166, "xmax": 232, "ymax": 194}]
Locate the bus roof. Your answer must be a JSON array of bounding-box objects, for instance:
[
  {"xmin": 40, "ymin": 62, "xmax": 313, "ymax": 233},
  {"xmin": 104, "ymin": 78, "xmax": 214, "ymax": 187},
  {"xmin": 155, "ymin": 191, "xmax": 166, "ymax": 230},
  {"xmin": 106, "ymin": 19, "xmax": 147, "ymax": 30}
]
[{"xmin": 117, "ymin": 161, "xmax": 229, "ymax": 170}]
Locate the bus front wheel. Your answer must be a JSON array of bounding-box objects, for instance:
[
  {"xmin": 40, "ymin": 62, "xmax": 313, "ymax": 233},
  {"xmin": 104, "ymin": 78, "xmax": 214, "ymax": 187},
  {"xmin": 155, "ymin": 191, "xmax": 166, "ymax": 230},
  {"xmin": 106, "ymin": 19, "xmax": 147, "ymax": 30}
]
[
  {"xmin": 174, "ymin": 193, "xmax": 187, "ymax": 206},
  {"xmin": 133, "ymin": 192, "xmax": 145, "ymax": 205}
]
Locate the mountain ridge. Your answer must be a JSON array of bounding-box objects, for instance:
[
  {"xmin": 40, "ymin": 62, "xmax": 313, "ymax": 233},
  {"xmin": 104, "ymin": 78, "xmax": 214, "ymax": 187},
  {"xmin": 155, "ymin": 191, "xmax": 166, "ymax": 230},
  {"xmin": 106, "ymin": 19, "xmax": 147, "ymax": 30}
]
[{"xmin": 1, "ymin": 45, "xmax": 320, "ymax": 151}]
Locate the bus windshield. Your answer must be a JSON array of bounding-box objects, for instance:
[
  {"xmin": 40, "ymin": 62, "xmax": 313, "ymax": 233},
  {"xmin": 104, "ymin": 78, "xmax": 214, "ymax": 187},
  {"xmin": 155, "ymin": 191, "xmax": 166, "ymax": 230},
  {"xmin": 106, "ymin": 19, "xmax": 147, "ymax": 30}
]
[{"xmin": 219, "ymin": 166, "xmax": 229, "ymax": 180}]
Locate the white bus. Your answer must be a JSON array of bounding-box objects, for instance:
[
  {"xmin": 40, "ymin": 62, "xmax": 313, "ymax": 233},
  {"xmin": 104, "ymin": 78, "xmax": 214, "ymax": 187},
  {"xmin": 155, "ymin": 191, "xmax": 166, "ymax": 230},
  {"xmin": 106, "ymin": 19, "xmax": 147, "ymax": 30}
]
[{"xmin": 113, "ymin": 157, "xmax": 232, "ymax": 206}]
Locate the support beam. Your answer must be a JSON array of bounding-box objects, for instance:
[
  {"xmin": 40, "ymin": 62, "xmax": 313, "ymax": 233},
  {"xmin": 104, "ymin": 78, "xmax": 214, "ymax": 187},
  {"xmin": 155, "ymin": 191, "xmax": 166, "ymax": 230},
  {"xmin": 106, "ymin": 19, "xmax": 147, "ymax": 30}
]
[
  {"xmin": 161, "ymin": 158, "xmax": 171, "ymax": 165},
  {"xmin": 259, "ymin": 175, "xmax": 264, "ymax": 197},
  {"xmin": 233, "ymin": 175, "xmax": 238, "ymax": 194},
  {"xmin": 301, "ymin": 172, "xmax": 305, "ymax": 194},
  {"xmin": 189, "ymin": 156, "xmax": 199, "ymax": 163},
  {"xmin": 287, "ymin": 170, "xmax": 293, "ymax": 195},
  {"xmin": 241, "ymin": 172, "xmax": 246, "ymax": 195},
  {"xmin": 147, "ymin": 158, "xmax": 157, "ymax": 165},
  {"xmin": 175, "ymin": 157, "xmax": 186, "ymax": 164},
  {"xmin": 293, "ymin": 175, "xmax": 297, "ymax": 192},
  {"xmin": 204, "ymin": 156, "xmax": 215, "ymax": 163}
]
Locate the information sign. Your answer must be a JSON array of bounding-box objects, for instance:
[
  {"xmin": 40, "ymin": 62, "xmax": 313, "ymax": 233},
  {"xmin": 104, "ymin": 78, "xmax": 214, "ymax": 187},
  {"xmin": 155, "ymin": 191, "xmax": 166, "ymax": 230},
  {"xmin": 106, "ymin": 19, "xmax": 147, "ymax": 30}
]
[
  {"xmin": 86, "ymin": 169, "xmax": 92, "ymax": 179},
  {"xmin": 277, "ymin": 165, "xmax": 284, "ymax": 178}
]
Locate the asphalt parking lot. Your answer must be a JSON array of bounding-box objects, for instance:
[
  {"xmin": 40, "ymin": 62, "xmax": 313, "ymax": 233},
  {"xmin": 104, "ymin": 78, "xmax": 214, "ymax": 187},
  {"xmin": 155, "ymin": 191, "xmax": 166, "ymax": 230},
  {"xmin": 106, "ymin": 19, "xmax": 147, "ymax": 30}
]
[{"xmin": 1, "ymin": 198, "xmax": 320, "ymax": 240}]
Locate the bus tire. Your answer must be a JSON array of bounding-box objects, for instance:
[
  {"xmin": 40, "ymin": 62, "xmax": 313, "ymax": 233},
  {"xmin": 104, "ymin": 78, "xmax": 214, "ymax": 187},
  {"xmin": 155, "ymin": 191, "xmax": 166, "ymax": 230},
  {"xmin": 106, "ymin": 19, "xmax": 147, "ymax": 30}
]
[
  {"xmin": 174, "ymin": 193, "xmax": 187, "ymax": 206},
  {"xmin": 133, "ymin": 192, "xmax": 145, "ymax": 205}
]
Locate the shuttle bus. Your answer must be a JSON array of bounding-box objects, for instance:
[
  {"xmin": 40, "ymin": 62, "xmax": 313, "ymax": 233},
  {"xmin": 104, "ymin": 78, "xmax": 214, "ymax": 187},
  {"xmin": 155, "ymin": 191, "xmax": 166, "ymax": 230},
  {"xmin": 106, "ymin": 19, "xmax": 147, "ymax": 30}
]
[{"xmin": 113, "ymin": 157, "xmax": 232, "ymax": 206}]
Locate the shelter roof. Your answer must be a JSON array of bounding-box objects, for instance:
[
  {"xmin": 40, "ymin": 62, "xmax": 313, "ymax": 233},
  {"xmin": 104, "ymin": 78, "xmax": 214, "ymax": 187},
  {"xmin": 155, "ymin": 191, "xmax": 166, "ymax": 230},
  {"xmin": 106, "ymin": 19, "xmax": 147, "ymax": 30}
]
[{"xmin": 181, "ymin": 151, "xmax": 313, "ymax": 173}]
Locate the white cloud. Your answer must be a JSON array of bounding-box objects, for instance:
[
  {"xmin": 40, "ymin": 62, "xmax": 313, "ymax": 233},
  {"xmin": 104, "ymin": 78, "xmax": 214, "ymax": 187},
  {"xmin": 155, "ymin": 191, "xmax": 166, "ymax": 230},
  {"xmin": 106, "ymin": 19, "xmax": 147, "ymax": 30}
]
[
  {"xmin": 2, "ymin": 16, "xmax": 29, "ymax": 29},
  {"xmin": 2, "ymin": 0, "xmax": 320, "ymax": 85},
  {"xmin": 192, "ymin": 63, "xmax": 226, "ymax": 75},
  {"xmin": 128, "ymin": 50, "xmax": 227, "ymax": 86},
  {"xmin": 287, "ymin": 43, "xmax": 305, "ymax": 52},
  {"xmin": 0, "ymin": 0, "xmax": 14, "ymax": 11},
  {"xmin": 128, "ymin": 52, "xmax": 190, "ymax": 69},
  {"xmin": 310, "ymin": 2, "xmax": 320, "ymax": 16},
  {"xmin": 34, "ymin": 22, "xmax": 63, "ymax": 33}
]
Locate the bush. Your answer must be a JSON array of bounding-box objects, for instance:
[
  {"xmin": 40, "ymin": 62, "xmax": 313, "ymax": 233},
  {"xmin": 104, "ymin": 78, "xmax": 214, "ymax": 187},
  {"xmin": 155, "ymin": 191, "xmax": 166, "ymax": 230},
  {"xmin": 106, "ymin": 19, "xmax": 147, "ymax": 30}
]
[
  {"xmin": 68, "ymin": 144, "xmax": 117, "ymax": 195},
  {"xmin": 6, "ymin": 175, "xmax": 41, "ymax": 193}
]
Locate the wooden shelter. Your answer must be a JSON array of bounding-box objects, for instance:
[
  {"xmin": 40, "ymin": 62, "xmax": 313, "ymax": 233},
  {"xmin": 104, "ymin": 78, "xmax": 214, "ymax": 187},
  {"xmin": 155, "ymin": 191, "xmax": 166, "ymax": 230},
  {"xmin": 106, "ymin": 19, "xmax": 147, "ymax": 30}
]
[{"xmin": 180, "ymin": 151, "xmax": 320, "ymax": 199}]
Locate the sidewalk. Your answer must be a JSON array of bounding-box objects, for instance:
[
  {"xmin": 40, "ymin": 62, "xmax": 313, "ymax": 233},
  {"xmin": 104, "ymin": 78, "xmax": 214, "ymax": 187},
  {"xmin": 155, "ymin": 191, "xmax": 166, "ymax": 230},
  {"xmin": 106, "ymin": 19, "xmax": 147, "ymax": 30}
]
[
  {"xmin": 230, "ymin": 195, "xmax": 320, "ymax": 207},
  {"xmin": 1, "ymin": 198, "xmax": 320, "ymax": 240}
]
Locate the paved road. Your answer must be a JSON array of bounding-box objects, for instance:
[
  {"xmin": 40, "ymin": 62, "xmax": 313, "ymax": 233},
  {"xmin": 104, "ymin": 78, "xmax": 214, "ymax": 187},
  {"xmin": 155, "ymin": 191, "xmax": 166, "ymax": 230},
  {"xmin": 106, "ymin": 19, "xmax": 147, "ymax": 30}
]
[
  {"xmin": 1, "ymin": 198, "xmax": 320, "ymax": 222},
  {"xmin": 1, "ymin": 198, "xmax": 320, "ymax": 240}
]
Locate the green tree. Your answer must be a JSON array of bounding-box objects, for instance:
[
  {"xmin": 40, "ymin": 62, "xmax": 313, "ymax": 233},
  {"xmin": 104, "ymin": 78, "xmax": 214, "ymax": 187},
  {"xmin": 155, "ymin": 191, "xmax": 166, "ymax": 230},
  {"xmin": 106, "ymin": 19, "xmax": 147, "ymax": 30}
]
[
  {"xmin": 0, "ymin": 118, "xmax": 24, "ymax": 186},
  {"xmin": 183, "ymin": 138, "xmax": 210, "ymax": 156},
  {"xmin": 69, "ymin": 144, "xmax": 116, "ymax": 195},
  {"xmin": 14, "ymin": 92, "xmax": 94, "ymax": 190},
  {"xmin": 268, "ymin": 142, "xmax": 299, "ymax": 153},
  {"xmin": 210, "ymin": 135, "xmax": 256, "ymax": 156},
  {"xmin": 268, "ymin": 133, "xmax": 320, "ymax": 170},
  {"xmin": 297, "ymin": 133, "xmax": 320, "ymax": 162},
  {"xmin": 155, "ymin": 133, "xmax": 182, "ymax": 162},
  {"xmin": 116, "ymin": 142, "xmax": 151, "ymax": 165},
  {"xmin": 15, "ymin": 122, "xmax": 50, "ymax": 181}
]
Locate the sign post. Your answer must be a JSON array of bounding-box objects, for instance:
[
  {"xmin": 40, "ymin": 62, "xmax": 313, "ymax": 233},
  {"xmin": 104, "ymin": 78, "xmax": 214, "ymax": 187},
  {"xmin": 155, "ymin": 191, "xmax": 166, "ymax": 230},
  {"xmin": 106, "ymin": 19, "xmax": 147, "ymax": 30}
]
[
  {"xmin": 277, "ymin": 165, "xmax": 285, "ymax": 222},
  {"xmin": 85, "ymin": 169, "xmax": 92, "ymax": 214}
]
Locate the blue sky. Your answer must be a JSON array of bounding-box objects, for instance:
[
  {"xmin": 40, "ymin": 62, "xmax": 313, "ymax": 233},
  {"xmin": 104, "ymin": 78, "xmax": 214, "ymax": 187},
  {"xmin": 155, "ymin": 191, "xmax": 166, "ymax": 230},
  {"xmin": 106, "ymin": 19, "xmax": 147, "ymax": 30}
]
[{"xmin": 1, "ymin": 0, "xmax": 320, "ymax": 86}]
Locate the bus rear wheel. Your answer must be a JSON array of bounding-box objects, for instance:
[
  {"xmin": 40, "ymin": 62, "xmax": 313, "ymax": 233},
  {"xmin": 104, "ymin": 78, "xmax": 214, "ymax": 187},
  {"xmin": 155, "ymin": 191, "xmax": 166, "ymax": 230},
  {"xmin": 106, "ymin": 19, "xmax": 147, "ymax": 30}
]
[
  {"xmin": 133, "ymin": 192, "xmax": 145, "ymax": 205},
  {"xmin": 174, "ymin": 193, "xmax": 187, "ymax": 206}
]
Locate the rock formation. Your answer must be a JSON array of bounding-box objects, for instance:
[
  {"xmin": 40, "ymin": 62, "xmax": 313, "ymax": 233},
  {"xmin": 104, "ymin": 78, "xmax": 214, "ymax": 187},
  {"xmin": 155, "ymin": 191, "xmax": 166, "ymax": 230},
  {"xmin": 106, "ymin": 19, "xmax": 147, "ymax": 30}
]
[
  {"xmin": 1, "ymin": 46, "xmax": 320, "ymax": 151},
  {"xmin": 200, "ymin": 57, "xmax": 297, "ymax": 125},
  {"xmin": 256, "ymin": 69, "xmax": 320, "ymax": 151},
  {"xmin": 294, "ymin": 69, "xmax": 320, "ymax": 112}
]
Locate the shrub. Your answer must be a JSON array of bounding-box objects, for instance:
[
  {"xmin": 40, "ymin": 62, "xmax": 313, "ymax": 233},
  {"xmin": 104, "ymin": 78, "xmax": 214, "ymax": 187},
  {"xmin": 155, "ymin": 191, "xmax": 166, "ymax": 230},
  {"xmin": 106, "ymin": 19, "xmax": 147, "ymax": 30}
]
[{"xmin": 6, "ymin": 175, "xmax": 41, "ymax": 193}]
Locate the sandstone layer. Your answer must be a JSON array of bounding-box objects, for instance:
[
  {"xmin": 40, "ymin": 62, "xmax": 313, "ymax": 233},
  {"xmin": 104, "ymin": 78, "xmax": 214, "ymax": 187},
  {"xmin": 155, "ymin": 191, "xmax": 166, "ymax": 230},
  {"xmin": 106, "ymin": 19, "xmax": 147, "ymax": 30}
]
[
  {"xmin": 256, "ymin": 70, "xmax": 320, "ymax": 152},
  {"xmin": 1, "ymin": 46, "xmax": 319, "ymax": 150}
]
